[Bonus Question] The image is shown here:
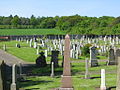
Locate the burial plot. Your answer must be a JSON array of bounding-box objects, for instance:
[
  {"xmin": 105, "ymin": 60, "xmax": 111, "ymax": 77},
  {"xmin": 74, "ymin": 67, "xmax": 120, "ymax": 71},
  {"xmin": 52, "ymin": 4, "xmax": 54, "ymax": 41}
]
[
  {"xmin": 89, "ymin": 46, "xmax": 98, "ymax": 67},
  {"xmin": 59, "ymin": 34, "xmax": 73, "ymax": 90},
  {"xmin": 51, "ymin": 50, "xmax": 59, "ymax": 67},
  {"xmin": 108, "ymin": 48, "xmax": 116, "ymax": 65}
]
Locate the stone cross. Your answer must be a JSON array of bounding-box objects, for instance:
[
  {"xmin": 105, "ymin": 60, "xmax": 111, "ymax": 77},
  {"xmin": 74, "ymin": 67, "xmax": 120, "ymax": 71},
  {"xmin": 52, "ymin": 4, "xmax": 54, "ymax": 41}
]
[
  {"xmin": 60, "ymin": 34, "xmax": 73, "ymax": 90},
  {"xmin": 50, "ymin": 62, "xmax": 54, "ymax": 77},
  {"xmin": 11, "ymin": 64, "xmax": 17, "ymax": 90},
  {"xmin": 85, "ymin": 58, "xmax": 90, "ymax": 79},
  {"xmin": 90, "ymin": 46, "xmax": 98, "ymax": 67},
  {"xmin": 100, "ymin": 69, "xmax": 106, "ymax": 90}
]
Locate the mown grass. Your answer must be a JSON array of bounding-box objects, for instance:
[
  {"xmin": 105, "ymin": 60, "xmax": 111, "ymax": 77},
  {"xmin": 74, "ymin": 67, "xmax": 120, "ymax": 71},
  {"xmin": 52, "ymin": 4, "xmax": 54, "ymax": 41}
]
[
  {"xmin": 19, "ymin": 62, "xmax": 117, "ymax": 90},
  {"xmin": 0, "ymin": 29, "xmax": 66, "ymax": 36},
  {"xmin": 0, "ymin": 40, "xmax": 117, "ymax": 90}
]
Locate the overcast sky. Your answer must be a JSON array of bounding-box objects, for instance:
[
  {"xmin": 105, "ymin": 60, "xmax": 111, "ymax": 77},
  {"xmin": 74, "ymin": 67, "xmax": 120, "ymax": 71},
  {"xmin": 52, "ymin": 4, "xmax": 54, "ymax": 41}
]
[{"xmin": 0, "ymin": 0, "xmax": 119, "ymax": 17}]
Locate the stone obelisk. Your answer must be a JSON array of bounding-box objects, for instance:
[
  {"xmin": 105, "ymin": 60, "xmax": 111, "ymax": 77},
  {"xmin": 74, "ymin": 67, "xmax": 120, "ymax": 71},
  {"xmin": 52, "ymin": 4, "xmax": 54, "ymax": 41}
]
[{"xmin": 59, "ymin": 34, "xmax": 73, "ymax": 90}]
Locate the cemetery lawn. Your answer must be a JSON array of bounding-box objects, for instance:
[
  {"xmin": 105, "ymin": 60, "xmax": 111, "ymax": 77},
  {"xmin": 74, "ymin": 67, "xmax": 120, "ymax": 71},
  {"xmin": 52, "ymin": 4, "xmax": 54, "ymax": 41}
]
[
  {"xmin": 0, "ymin": 41, "xmax": 117, "ymax": 89},
  {"xmin": 19, "ymin": 62, "xmax": 117, "ymax": 90},
  {"xmin": 0, "ymin": 29, "xmax": 66, "ymax": 36}
]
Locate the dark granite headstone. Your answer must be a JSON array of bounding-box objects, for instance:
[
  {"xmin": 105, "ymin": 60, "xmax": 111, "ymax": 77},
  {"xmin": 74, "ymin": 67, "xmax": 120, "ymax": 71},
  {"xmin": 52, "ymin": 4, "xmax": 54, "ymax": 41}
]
[
  {"xmin": 108, "ymin": 48, "xmax": 116, "ymax": 65},
  {"xmin": 51, "ymin": 50, "xmax": 59, "ymax": 67},
  {"xmin": 36, "ymin": 52, "xmax": 47, "ymax": 67}
]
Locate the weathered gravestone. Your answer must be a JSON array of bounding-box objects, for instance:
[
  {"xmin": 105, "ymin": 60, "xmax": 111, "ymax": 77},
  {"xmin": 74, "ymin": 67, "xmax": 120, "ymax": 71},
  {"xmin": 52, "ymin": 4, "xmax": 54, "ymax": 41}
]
[
  {"xmin": 11, "ymin": 64, "xmax": 17, "ymax": 90},
  {"xmin": 108, "ymin": 48, "xmax": 116, "ymax": 65},
  {"xmin": 85, "ymin": 58, "xmax": 90, "ymax": 79},
  {"xmin": 89, "ymin": 46, "xmax": 98, "ymax": 67},
  {"xmin": 115, "ymin": 49, "xmax": 120, "ymax": 65},
  {"xmin": 36, "ymin": 52, "xmax": 47, "ymax": 67},
  {"xmin": 116, "ymin": 57, "xmax": 120, "ymax": 90},
  {"xmin": 59, "ymin": 34, "xmax": 73, "ymax": 90},
  {"xmin": 100, "ymin": 69, "xmax": 106, "ymax": 90},
  {"xmin": 50, "ymin": 62, "xmax": 54, "ymax": 77},
  {"xmin": 0, "ymin": 60, "xmax": 6, "ymax": 90},
  {"xmin": 51, "ymin": 50, "xmax": 59, "ymax": 67}
]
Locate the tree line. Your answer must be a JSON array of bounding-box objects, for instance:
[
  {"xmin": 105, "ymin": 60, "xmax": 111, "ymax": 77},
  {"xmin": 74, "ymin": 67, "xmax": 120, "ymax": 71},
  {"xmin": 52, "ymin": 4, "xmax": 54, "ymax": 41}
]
[{"xmin": 0, "ymin": 14, "xmax": 120, "ymax": 35}]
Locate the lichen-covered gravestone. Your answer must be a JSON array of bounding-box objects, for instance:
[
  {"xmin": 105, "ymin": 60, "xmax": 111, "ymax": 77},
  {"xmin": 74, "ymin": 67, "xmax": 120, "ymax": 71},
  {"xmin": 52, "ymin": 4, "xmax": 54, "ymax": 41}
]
[
  {"xmin": 108, "ymin": 48, "xmax": 116, "ymax": 65},
  {"xmin": 89, "ymin": 46, "xmax": 98, "ymax": 67}
]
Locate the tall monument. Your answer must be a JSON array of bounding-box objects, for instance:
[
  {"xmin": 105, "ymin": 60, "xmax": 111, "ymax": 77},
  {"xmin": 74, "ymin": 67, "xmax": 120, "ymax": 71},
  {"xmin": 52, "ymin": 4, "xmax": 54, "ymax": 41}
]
[{"xmin": 59, "ymin": 34, "xmax": 73, "ymax": 90}]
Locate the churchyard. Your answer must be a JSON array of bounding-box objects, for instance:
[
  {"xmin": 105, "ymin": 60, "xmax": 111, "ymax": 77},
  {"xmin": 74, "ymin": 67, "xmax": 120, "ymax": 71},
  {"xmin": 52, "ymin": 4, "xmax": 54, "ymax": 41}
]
[{"xmin": 0, "ymin": 35, "xmax": 120, "ymax": 90}]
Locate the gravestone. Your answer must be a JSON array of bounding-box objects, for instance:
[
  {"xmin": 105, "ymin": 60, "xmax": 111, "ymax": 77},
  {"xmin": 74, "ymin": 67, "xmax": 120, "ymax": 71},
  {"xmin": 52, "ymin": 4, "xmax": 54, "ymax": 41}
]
[
  {"xmin": 108, "ymin": 48, "xmax": 116, "ymax": 65},
  {"xmin": 36, "ymin": 52, "xmax": 47, "ymax": 67},
  {"xmin": 116, "ymin": 57, "xmax": 120, "ymax": 90},
  {"xmin": 45, "ymin": 50, "xmax": 47, "ymax": 57},
  {"xmin": 11, "ymin": 64, "xmax": 17, "ymax": 90},
  {"xmin": 89, "ymin": 46, "xmax": 98, "ymax": 67},
  {"xmin": 85, "ymin": 58, "xmax": 90, "ymax": 79},
  {"xmin": 0, "ymin": 60, "xmax": 6, "ymax": 90},
  {"xmin": 51, "ymin": 50, "xmax": 59, "ymax": 67},
  {"xmin": 100, "ymin": 69, "xmax": 106, "ymax": 90},
  {"xmin": 3, "ymin": 44, "xmax": 6, "ymax": 51},
  {"xmin": 115, "ymin": 49, "xmax": 120, "ymax": 65},
  {"xmin": 50, "ymin": 62, "xmax": 54, "ymax": 77},
  {"xmin": 59, "ymin": 34, "xmax": 73, "ymax": 90},
  {"xmin": 16, "ymin": 44, "xmax": 21, "ymax": 48}
]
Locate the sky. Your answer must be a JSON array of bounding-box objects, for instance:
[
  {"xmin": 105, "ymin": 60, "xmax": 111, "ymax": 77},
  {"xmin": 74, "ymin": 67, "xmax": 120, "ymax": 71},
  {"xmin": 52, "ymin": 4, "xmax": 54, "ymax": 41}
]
[{"xmin": 0, "ymin": 0, "xmax": 120, "ymax": 17}]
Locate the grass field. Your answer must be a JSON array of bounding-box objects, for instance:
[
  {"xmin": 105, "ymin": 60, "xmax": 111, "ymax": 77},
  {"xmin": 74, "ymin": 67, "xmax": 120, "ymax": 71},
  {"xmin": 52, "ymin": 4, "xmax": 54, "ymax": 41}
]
[{"xmin": 0, "ymin": 29, "xmax": 66, "ymax": 36}]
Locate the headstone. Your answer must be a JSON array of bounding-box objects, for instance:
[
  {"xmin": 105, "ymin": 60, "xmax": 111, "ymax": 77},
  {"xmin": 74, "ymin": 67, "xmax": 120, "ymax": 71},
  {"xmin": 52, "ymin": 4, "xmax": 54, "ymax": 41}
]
[
  {"xmin": 33, "ymin": 42, "xmax": 37, "ymax": 48},
  {"xmin": 50, "ymin": 62, "xmax": 54, "ymax": 77},
  {"xmin": 36, "ymin": 52, "xmax": 47, "ymax": 67},
  {"xmin": 116, "ymin": 57, "xmax": 120, "ymax": 90},
  {"xmin": 3, "ymin": 44, "xmax": 6, "ymax": 51},
  {"xmin": 51, "ymin": 50, "xmax": 59, "ymax": 67},
  {"xmin": 59, "ymin": 34, "xmax": 73, "ymax": 90},
  {"xmin": 0, "ymin": 60, "xmax": 6, "ymax": 90},
  {"xmin": 11, "ymin": 64, "xmax": 17, "ymax": 90},
  {"xmin": 100, "ymin": 69, "xmax": 106, "ymax": 90},
  {"xmin": 89, "ymin": 46, "xmax": 98, "ymax": 67},
  {"xmin": 36, "ymin": 46, "xmax": 40, "ymax": 55},
  {"xmin": 115, "ymin": 49, "xmax": 120, "ymax": 65},
  {"xmin": 45, "ymin": 50, "xmax": 47, "ymax": 58},
  {"xmin": 19, "ymin": 62, "xmax": 22, "ymax": 76},
  {"xmin": 108, "ymin": 48, "xmax": 116, "ymax": 65},
  {"xmin": 85, "ymin": 58, "xmax": 90, "ymax": 79},
  {"xmin": 30, "ymin": 40, "xmax": 32, "ymax": 47}
]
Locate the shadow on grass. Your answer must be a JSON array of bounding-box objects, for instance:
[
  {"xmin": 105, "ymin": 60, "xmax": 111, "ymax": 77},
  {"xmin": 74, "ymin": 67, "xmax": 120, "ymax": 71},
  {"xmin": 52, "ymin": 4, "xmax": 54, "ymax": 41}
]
[
  {"xmin": 21, "ymin": 64, "xmax": 63, "ymax": 76},
  {"xmin": 106, "ymin": 86, "xmax": 116, "ymax": 90},
  {"xmin": 20, "ymin": 80, "xmax": 53, "ymax": 89}
]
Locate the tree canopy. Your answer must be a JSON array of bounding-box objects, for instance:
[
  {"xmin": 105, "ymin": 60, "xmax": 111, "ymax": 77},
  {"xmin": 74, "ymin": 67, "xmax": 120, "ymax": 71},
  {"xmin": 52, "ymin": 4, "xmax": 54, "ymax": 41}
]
[{"xmin": 0, "ymin": 15, "xmax": 120, "ymax": 35}]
